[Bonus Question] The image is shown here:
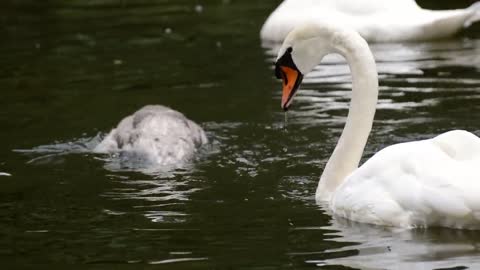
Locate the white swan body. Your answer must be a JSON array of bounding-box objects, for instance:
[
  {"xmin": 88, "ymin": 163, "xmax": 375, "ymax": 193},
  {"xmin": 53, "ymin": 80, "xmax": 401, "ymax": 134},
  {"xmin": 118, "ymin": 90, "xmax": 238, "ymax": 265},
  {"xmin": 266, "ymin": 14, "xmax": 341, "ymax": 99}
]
[
  {"xmin": 94, "ymin": 105, "xmax": 207, "ymax": 167},
  {"xmin": 262, "ymin": 0, "xmax": 480, "ymax": 42},
  {"xmin": 333, "ymin": 130, "xmax": 480, "ymax": 229},
  {"xmin": 274, "ymin": 22, "xmax": 480, "ymax": 229}
]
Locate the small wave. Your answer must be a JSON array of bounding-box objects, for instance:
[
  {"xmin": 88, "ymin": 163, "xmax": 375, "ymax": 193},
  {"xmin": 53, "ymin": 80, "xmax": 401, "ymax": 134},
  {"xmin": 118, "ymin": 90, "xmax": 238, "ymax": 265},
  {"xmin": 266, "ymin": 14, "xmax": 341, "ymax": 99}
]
[
  {"xmin": 148, "ymin": 257, "xmax": 208, "ymax": 265},
  {"xmin": 13, "ymin": 134, "xmax": 102, "ymax": 165},
  {"xmin": 13, "ymin": 132, "xmax": 213, "ymax": 176},
  {"xmin": 14, "ymin": 134, "xmax": 100, "ymax": 155}
]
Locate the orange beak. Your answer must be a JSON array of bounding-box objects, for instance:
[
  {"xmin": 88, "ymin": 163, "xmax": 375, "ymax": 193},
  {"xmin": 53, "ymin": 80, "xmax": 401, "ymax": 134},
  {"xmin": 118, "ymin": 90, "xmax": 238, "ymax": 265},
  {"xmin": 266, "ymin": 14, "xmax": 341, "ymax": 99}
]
[{"xmin": 280, "ymin": 66, "xmax": 303, "ymax": 111}]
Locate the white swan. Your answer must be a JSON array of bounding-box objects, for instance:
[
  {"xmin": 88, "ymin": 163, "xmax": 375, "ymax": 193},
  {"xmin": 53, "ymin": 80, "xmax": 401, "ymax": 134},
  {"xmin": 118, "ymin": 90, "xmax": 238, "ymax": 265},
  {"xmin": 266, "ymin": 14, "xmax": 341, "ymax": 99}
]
[
  {"xmin": 94, "ymin": 105, "xmax": 207, "ymax": 167},
  {"xmin": 262, "ymin": 0, "xmax": 480, "ymax": 42},
  {"xmin": 274, "ymin": 22, "xmax": 480, "ymax": 229}
]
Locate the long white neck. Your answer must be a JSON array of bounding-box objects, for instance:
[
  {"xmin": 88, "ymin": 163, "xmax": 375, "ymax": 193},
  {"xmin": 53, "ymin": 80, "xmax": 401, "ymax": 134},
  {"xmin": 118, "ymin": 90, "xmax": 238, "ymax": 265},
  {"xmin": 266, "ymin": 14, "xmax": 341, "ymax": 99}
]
[{"xmin": 315, "ymin": 29, "xmax": 378, "ymax": 202}]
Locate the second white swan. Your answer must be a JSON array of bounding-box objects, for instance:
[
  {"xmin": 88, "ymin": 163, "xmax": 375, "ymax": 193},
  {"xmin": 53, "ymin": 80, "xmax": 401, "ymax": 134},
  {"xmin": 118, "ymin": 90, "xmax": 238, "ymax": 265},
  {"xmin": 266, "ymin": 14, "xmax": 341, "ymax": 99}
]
[
  {"xmin": 262, "ymin": 0, "xmax": 480, "ymax": 42},
  {"xmin": 274, "ymin": 22, "xmax": 480, "ymax": 229}
]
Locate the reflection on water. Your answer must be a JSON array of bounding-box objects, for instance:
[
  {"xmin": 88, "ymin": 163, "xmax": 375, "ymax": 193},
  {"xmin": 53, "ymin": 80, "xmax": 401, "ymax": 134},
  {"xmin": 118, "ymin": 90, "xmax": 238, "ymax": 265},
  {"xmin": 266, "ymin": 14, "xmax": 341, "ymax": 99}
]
[
  {"xmin": 307, "ymin": 216, "xmax": 480, "ymax": 269},
  {"xmin": 102, "ymin": 175, "xmax": 202, "ymax": 224}
]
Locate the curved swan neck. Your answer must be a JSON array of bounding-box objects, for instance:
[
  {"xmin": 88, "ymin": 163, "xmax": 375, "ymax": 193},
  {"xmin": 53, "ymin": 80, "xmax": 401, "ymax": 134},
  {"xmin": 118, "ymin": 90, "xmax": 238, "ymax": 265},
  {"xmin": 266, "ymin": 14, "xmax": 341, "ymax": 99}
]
[{"xmin": 316, "ymin": 28, "xmax": 379, "ymax": 202}]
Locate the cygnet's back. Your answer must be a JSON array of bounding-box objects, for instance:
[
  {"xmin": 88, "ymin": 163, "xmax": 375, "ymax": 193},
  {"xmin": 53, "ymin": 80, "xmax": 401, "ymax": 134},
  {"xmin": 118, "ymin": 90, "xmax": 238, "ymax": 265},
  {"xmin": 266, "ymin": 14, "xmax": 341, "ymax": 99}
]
[{"xmin": 94, "ymin": 105, "xmax": 207, "ymax": 167}]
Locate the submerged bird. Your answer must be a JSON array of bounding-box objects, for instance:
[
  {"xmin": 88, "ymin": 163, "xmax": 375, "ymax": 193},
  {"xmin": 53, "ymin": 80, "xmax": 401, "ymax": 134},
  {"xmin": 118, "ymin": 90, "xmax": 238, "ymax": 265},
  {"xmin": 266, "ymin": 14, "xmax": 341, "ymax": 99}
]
[
  {"xmin": 94, "ymin": 105, "xmax": 207, "ymax": 168},
  {"xmin": 261, "ymin": 0, "xmax": 480, "ymax": 42},
  {"xmin": 274, "ymin": 22, "xmax": 480, "ymax": 229}
]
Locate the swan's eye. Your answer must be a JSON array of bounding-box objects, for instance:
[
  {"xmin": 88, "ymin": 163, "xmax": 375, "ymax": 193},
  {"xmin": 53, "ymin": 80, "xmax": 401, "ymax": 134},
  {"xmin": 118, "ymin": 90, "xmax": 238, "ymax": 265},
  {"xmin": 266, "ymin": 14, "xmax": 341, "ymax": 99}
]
[{"xmin": 287, "ymin": 47, "xmax": 293, "ymax": 53}]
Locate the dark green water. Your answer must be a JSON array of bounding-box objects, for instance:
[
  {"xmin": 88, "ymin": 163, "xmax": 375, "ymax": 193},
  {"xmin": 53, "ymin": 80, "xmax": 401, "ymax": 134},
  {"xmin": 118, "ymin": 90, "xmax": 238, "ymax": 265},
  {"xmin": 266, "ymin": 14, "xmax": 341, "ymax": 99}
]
[{"xmin": 1, "ymin": 0, "xmax": 480, "ymax": 268}]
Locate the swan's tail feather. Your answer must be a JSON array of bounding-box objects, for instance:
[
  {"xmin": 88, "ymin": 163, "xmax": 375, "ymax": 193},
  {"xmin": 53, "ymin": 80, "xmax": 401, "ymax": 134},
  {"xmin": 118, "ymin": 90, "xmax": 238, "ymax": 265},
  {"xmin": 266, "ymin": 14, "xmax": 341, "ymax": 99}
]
[{"xmin": 465, "ymin": 2, "xmax": 480, "ymax": 28}]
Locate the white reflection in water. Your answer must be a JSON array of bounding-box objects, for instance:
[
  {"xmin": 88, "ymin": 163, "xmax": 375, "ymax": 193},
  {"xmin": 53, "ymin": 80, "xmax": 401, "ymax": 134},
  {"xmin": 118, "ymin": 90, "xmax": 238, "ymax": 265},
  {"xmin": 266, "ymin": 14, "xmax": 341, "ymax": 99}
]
[
  {"xmin": 308, "ymin": 215, "xmax": 480, "ymax": 269},
  {"xmin": 102, "ymin": 176, "xmax": 202, "ymax": 223}
]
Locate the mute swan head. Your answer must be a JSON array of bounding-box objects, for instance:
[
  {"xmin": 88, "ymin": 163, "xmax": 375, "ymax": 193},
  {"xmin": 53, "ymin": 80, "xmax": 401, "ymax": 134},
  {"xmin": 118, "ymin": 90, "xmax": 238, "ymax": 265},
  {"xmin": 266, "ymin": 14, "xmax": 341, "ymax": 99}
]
[
  {"xmin": 274, "ymin": 22, "xmax": 378, "ymax": 201},
  {"xmin": 275, "ymin": 22, "xmax": 351, "ymax": 110}
]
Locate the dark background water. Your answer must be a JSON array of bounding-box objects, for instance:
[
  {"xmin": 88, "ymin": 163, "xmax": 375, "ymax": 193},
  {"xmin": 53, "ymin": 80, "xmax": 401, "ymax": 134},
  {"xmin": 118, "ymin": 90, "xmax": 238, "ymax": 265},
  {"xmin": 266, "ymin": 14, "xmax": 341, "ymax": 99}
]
[{"xmin": 1, "ymin": 0, "xmax": 480, "ymax": 268}]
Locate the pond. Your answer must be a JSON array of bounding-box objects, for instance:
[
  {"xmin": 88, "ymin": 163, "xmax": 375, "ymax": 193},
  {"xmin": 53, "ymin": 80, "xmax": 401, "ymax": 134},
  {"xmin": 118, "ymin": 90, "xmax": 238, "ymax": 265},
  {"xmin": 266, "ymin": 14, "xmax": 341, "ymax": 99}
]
[{"xmin": 1, "ymin": 0, "xmax": 480, "ymax": 268}]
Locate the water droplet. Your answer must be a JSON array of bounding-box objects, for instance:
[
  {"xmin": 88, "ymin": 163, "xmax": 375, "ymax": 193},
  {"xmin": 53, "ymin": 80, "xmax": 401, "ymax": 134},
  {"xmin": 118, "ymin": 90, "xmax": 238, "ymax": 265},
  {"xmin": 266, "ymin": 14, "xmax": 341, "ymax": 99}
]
[
  {"xmin": 165, "ymin": 28, "xmax": 172, "ymax": 34},
  {"xmin": 114, "ymin": 59, "xmax": 123, "ymax": 65},
  {"xmin": 194, "ymin": 4, "xmax": 203, "ymax": 13}
]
